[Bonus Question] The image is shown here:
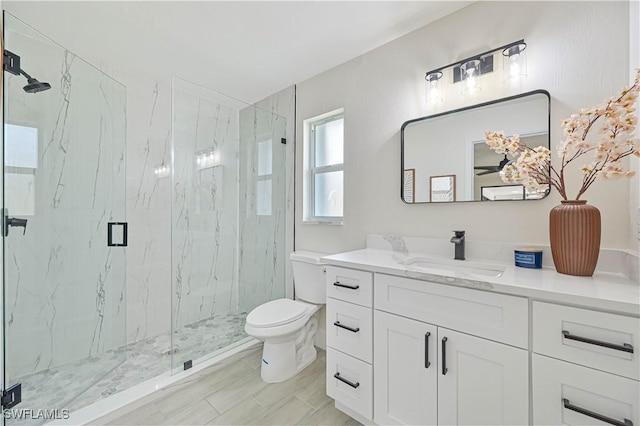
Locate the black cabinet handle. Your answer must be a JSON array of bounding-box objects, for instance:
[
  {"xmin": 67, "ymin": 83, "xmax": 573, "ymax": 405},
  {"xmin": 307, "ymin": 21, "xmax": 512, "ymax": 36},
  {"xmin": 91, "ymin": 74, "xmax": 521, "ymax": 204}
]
[
  {"xmin": 562, "ymin": 330, "xmax": 634, "ymax": 353},
  {"xmin": 334, "ymin": 321, "xmax": 360, "ymax": 333},
  {"xmin": 441, "ymin": 337, "xmax": 448, "ymax": 375},
  {"xmin": 333, "ymin": 281, "xmax": 359, "ymax": 290},
  {"xmin": 334, "ymin": 372, "xmax": 360, "ymax": 389},
  {"xmin": 563, "ymin": 398, "xmax": 633, "ymax": 426},
  {"xmin": 424, "ymin": 332, "xmax": 431, "ymax": 368}
]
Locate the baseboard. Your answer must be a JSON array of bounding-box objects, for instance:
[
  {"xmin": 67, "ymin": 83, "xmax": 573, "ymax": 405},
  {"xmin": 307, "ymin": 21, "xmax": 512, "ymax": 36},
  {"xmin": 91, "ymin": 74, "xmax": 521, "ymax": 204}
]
[{"xmin": 335, "ymin": 401, "xmax": 375, "ymax": 425}]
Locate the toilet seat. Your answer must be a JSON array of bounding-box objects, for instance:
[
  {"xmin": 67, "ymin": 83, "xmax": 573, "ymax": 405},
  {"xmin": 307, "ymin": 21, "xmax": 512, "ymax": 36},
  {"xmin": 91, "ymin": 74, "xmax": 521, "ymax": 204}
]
[{"xmin": 246, "ymin": 298, "xmax": 308, "ymax": 328}]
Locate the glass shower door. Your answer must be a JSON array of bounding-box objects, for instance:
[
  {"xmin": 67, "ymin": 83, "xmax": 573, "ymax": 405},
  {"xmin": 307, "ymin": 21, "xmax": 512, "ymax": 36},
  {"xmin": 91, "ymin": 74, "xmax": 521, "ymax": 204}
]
[
  {"xmin": 170, "ymin": 77, "xmax": 287, "ymax": 372},
  {"xmin": 2, "ymin": 13, "xmax": 126, "ymax": 424}
]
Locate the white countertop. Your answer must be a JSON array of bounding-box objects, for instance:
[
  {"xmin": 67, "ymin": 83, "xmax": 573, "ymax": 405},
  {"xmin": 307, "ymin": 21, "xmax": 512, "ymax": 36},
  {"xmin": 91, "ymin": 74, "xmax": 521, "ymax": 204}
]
[{"xmin": 322, "ymin": 248, "xmax": 640, "ymax": 316}]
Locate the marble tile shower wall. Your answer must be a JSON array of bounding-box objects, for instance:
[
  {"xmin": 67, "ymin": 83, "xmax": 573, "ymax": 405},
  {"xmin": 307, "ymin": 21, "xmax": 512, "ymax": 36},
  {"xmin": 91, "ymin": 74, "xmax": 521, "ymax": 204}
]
[
  {"xmin": 171, "ymin": 82, "xmax": 239, "ymax": 329},
  {"xmin": 236, "ymin": 86, "xmax": 295, "ymax": 309},
  {"xmin": 237, "ymin": 103, "xmax": 287, "ymax": 311},
  {"xmin": 117, "ymin": 81, "xmax": 295, "ymax": 350},
  {"xmin": 3, "ymin": 29, "xmax": 127, "ymax": 378},
  {"xmin": 125, "ymin": 78, "xmax": 172, "ymax": 344}
]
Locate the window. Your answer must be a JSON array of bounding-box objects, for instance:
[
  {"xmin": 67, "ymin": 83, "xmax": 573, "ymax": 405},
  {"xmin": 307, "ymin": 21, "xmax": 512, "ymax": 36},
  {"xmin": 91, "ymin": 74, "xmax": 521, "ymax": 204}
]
[
  {"xmin": 4, "ymin": 123, "xmax": 39, "ymax": 216},
  {"xmin": 256, "ymin": 139, "xmax": 272, "ymax": 216},
  {"xmin": 303, "ymin": 109, "xmax": 344, "ymax": 223}
]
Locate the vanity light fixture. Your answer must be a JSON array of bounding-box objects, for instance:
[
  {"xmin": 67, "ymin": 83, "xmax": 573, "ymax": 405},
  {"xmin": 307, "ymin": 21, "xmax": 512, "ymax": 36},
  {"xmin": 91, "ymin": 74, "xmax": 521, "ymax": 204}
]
[
  {"xmin": 424, "ymin": 39, "xmax": 527, "ymax": 100},
  {"xmin": 195, "ymin": 149, "xmax": 220, "ymax": 170},
  {"xmin": 425, "ymin": 71, "xmax": 443, "ymax": 103},
  {"xmin": 502, "ymin": 42, "xmax": 527, "ymax": 80},
  {"xmin": 154, "ymin": 163, "xmax": 170, "ymax": 179}
]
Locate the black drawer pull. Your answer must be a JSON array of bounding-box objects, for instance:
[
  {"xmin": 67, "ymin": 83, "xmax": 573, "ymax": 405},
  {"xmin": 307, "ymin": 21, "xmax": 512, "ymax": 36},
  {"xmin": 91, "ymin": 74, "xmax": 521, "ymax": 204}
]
[
  {"xmin": 424, "ymin": 332, "xmax": 431, "ymax": 368},
  {"xmin": 334, "ymin": 372, "xmax": 360, "ymax": 389},
  {"xmin": 563, "ymin": 398, "xmax": 633, "ymax": 426},
  {"xmin": 334, "ymin": 321, "xmax": 360, "ymax": 333},
  {"xmin": 562, "ymin": 330, "xmax": 634, "ymax": 353},
  {"xmin": 441, "ymin": 337, "xmax": 448, "ymax": 375},
  {"xmin": 333, "ymin": 281, "xmax": 359, "ymax": 290}
]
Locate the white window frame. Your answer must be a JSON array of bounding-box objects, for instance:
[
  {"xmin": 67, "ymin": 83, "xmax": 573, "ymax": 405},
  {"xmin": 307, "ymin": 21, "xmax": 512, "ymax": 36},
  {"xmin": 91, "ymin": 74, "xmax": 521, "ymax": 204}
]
[
  {"xmin": 303, "ymin": 108, "xmax": 344, "ymax": 224},
  {"xmin": 256, "ymin": 138, "xmax": 273, "ymax": 216}
]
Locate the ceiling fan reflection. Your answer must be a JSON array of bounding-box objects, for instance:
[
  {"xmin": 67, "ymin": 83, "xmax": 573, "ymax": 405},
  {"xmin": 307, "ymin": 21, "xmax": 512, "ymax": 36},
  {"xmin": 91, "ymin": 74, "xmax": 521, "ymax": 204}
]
[{"xmin": 474, "ymin": 154, "xmax": 513, "ymax": 176}]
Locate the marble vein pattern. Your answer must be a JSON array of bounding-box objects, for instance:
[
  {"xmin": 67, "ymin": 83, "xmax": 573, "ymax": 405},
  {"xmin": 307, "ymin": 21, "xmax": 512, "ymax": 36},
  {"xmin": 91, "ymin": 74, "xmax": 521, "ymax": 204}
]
[
  {"xmin": 8, "ymin": 310, "xmax": 248, "ymax": 426},
  {"xmin": 172, "ymin": 79, "xmax": 239, "ymax": 338},
  {"xmin": 238, "ymin": 103, "xmax": 287, "ymax": 312},
  {"xmin": 3, "ymin": 22, "xmax": 127, "ymax": 391},
  {"xmin": 125, "ymin": 77, "xmax": 172, "ymax": 344},
  {"xmin": 368, "ymin": 234, "xmax": 638, "ymax": 279}
]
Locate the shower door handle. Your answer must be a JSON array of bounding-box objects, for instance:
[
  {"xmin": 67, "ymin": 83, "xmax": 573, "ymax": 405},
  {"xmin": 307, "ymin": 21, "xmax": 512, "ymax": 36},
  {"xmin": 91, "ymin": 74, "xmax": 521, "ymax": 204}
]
[
  {"xmin": 107, "ymin": 222, "xmax": 128, "ymax": 247},
  {"xmin": 4, "ymin": 209, "xmax": 28, "ymax": 236}
]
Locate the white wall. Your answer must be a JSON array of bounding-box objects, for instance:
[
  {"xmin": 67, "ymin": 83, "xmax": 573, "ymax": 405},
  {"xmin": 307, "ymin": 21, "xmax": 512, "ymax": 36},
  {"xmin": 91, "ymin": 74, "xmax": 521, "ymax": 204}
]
[{"xmin": 296, "ymin": 1, "xmax": 633, "ymax": 254}]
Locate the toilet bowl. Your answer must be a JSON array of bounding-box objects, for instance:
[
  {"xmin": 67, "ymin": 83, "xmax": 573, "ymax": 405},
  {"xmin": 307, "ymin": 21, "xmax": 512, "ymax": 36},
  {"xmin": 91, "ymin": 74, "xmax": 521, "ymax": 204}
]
[{"xmin": 244, "ymin": 251, "xmax": 327, "ymax": 383}]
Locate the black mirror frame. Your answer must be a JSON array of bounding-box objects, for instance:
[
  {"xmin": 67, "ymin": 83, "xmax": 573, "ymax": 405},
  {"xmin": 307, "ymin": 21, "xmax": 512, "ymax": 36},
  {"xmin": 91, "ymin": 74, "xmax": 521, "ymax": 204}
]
[{"xmin": 400, "ymin": 89, "xmax": 551, "ymax": 204}]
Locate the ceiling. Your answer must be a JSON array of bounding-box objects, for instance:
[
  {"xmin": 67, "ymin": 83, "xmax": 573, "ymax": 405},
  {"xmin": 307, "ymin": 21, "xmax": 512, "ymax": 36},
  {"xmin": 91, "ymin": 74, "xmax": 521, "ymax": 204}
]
[{"xmin": 4, "ymin": 1, "xmax": 471, "ymax": 103}]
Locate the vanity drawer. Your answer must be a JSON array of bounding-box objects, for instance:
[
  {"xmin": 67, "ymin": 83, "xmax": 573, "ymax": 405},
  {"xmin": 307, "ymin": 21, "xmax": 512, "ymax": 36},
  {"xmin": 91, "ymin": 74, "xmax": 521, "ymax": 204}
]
[
  {"xmin": 533, "ymin": 354, "xmax": 639, "ymax": 426},
  {"xmin": 326, "ymin": 266, "xmax": 373, "ymax": 308},
  {"xmin": 374, "ymin": 273, "xmax": 528, "ymax": 348},
  {"xmin": 326, "ymin": 348, "xmax": 373, "ymax": 422},
  {"xmin": 533, "ymin": 301, "xmax": 639, "ymax": 380},
  {"xmin": 326, "ymin": 298, "xmax": 373, "ymax": 363}
]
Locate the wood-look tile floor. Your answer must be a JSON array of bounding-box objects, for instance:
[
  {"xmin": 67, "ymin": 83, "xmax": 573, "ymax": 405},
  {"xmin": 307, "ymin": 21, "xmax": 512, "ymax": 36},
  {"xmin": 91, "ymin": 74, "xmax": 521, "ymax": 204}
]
[{"xmin": 92, "ymin": 347, "xmax": 361, "ymax": 426}]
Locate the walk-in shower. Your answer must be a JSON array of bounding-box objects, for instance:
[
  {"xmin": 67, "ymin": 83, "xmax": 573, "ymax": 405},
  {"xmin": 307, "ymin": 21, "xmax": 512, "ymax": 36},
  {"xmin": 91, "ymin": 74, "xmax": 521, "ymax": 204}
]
[
  {"xmin": 2, "ymin": 11, "xmax": 127, "ymax": 425},
  {"xmin": 2, "ymin": 11, "xmax": 290, "ymax": 424}
]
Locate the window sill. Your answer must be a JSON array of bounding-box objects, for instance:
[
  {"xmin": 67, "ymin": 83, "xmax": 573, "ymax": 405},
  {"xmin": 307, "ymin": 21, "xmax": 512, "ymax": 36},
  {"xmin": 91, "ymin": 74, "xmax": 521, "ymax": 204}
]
[{"xmin": 302, "ymin": 219, "xmax": 344, "ymax": 226}]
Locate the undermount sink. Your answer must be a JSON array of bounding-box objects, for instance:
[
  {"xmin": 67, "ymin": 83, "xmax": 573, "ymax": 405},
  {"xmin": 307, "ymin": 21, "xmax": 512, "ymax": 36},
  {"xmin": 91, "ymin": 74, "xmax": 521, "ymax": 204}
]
[{"xmin": 399, "ymin": 257, "xmax": 505, "ymax": 278}]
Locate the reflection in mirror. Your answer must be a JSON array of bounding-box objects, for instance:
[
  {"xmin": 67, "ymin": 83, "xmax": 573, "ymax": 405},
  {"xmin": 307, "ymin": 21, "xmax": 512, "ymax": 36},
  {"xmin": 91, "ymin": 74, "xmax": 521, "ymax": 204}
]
[
  {"xmin": 403, "ymin": 169, "xmax": 415, "ymax": 202},
  {"xmin": 401, "ymin": 90, "xmax": 550, "ymax": 203},
  {"xmin": 430, "ymin": 175, "xmax": 456, "ymax": 202}
]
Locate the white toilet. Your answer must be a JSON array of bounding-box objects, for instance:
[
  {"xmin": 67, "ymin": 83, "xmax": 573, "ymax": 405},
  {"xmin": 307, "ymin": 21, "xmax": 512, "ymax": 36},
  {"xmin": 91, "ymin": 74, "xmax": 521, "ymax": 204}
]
[{"xmin": 245, "ymin": 251, "xmax": 327, "ymax": 383}]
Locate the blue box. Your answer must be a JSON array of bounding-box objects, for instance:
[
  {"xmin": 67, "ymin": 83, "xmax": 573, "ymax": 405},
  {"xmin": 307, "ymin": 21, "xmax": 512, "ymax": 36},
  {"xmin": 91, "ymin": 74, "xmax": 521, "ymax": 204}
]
[{"xmin": 514, "ymin": 248, "xmax": 543, "ymax": 269}]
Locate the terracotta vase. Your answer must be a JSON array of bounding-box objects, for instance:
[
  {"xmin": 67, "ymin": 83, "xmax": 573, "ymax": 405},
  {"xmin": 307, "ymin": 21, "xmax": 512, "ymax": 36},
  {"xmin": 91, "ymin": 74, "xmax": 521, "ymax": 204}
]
[{"xmin": 549, "ymin": 200, "xmax": 601, "ymax": 276}]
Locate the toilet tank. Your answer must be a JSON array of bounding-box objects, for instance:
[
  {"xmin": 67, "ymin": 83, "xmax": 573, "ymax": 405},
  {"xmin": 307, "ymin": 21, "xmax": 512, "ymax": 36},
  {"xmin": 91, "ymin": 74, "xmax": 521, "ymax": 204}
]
[{"xmin": 290, "ymin": 251, "xmax": 329, "ymax": 304}]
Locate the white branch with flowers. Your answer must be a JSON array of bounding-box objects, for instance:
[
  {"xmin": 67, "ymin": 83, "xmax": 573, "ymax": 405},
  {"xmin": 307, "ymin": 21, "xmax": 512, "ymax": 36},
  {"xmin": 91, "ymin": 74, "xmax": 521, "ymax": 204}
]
[{"xmin": 484, "ymin": 69, "xmax": 640, "ymax": 201}]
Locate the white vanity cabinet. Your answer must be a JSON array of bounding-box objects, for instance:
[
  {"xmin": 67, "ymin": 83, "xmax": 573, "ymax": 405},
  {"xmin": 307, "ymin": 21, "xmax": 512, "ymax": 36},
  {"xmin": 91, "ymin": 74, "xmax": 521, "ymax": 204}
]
[
  {"xmin": 373, "ymin": 311, "xmax": 438, "ymax": 425},
  {"xmin": 532, "ymin": 301, "xmax": 640, "ymax": 426},
  {"xmin": 322, "ymin": 253, "xmax": 640, "ymax": 426},
  {"xmin": 325, "ymin": 266, "xmax": 374, "ymax": 422},
  {"xmin": 373, "ymin": 275, "xmax": 529, "ymax": 426}
]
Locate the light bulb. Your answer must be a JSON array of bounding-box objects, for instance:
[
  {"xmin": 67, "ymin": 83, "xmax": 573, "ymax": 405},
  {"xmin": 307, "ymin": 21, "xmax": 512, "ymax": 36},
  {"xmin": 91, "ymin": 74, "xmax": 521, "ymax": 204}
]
[
  {"xmin": 425, "ymin": 71, "xmax": 443, "ymax": 104},
  {"xmin": 460, "ymin": 60, "xmax": 480, "ymax": 94},
  {"xmin": 429, "ymin": 80, "xmax": 439, "ymax": 97},
  {"xmin": 465, "ymin": 68, "xmax": 476, "ymax": 90},
  {"xmin": 509, "ymin": 54, "xmax": 520, "ymax": 78}
]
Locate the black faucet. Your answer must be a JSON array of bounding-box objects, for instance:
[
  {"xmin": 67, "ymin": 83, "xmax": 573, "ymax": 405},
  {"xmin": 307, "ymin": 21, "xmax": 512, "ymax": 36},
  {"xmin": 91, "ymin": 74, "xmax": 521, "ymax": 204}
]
[{"xmin": 450, "ymin": 231, "xmax": 465, "ymax": 260}]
